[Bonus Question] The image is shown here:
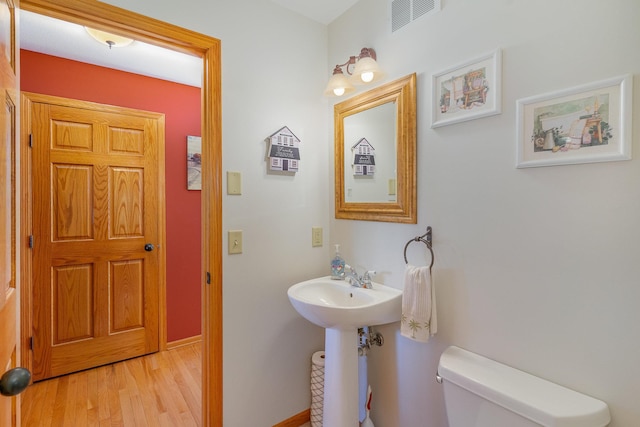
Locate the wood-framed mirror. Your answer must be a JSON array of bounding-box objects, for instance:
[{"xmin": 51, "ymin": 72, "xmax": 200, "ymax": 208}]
[{"xmin": 335, "ymin": 73, "xmax": 416, "ymax": 223}]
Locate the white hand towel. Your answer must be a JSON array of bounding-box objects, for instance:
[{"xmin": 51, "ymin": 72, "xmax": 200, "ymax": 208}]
[{"xmin": 401, "ymin": 265, "xmax": 437, "ymax": 342}]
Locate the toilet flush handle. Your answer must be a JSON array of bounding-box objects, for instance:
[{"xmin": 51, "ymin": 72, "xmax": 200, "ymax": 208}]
[{"xmin": 435, "ymin": 371, "xmax": 443, "ymax": 384}]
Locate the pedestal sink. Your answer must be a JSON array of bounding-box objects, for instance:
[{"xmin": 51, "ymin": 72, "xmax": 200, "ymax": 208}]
[{"xmin": 287, "ymin": 277, "xmax": 402, "ymax": 426}]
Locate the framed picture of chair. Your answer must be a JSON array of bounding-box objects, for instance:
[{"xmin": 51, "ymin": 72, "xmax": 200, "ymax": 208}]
[{"xmin": 432, "ymin": 49, "xmax": 502, "ymax": 128}]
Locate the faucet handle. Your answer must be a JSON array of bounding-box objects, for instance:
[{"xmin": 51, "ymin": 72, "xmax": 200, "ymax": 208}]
[
  {"xmin": 362, "ymin": 270, "xmax": 376, "ymax": 288},
  {"xmin": 363, "ymin": 270, "xmax": 376, "ymax": 280},
  {"xmin": 362, "ymin": 270, "xmax": 376, "ymax": 289}
]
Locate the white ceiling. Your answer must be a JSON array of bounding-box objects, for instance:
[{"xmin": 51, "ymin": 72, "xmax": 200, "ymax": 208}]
[
  {"xmin": 20, "ymin": 11, "xmax": 204, "ymax": 87},
  {"xmin": 270, "ymin": 0, "xmax": 358, "ymax": 25},
  {"xmin": 20, "ymin": 1, "xmax": 356, "ymax": 88}
]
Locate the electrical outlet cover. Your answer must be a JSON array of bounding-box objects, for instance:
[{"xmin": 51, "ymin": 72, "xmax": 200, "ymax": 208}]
[{"xmin": 312, "ymin": 227, "xmax": 323, "ymax": 247}]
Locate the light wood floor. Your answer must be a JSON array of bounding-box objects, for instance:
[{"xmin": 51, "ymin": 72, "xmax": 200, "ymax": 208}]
[{"xmin": 21, "ymin": 343, "xmax": 202, "ymax": 426}]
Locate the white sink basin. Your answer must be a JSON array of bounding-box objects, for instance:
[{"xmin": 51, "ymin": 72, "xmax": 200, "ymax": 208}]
[{"xmin": 287, "ymin": 276, "xmax": 402, "ymax": 329}]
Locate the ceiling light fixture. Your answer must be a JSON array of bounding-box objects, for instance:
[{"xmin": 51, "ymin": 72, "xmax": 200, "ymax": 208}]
[
  {"xmin": 323, "ymin": 47, "xmax": 384, "ymax": 97},
  {"xmin": 85, "ymin": 27, "xmax": 134, "ymax": 49}
]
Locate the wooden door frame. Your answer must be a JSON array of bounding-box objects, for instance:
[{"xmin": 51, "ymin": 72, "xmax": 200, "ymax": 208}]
[{"xmin": 18, "ymin": 1, "xmax": 222, "ymax": 426}]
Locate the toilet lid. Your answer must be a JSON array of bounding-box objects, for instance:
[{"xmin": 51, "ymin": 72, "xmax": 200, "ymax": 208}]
[{"xmin": 438, "ymin": 346, "xmax": 610, "ymax": 427}]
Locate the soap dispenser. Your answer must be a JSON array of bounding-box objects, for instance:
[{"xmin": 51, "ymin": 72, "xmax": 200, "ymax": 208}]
[{"xmin": 331, "ymin": 244, "xmax": 346, "ymax": 279}]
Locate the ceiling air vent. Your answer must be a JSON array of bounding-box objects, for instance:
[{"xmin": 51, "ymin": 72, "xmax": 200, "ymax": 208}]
[{"xmin": 391, "ymin": 0, "xmax": 440, "ymax": 32}]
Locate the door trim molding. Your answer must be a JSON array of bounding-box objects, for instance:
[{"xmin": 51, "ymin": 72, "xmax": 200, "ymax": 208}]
[{"xmin": 19, "ymin": 1, "xmax": 222, "ymax": 425}]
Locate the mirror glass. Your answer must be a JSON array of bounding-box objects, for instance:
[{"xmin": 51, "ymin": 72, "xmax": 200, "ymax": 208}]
[
  {"xmin": 343, "ymin": 101, "xmax": 397, "ymax": 203},
  {"xmin": 335, "ymin": 73, "xmax": 416, "ymax": 223}
]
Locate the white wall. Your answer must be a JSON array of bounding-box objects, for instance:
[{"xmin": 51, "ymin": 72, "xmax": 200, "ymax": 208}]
[
  {"xmin": 103, "ymin": 1, "xmax": 330, "ymax": 424},
  {"xmin": 100, "ymin": 0, "xmax": 640, "ymax": 425},
  {"xmin": 329, "ymin": 0, "xmax": 640, "ymax": 426}
]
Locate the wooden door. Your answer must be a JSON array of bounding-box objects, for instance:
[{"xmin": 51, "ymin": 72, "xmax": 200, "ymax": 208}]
[
  {"xmin": 28, "ymin": 93, "xmax": 165, "ymax": 381},
  {"xmin": 0, "ymin": 0, "xmax": 20, "ymax": 425}
]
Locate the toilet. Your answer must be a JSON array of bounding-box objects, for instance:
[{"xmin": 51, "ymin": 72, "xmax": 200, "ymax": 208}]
[{"xmin": 438, "ymin": 346, "xmax": 610, "ymax": 427}]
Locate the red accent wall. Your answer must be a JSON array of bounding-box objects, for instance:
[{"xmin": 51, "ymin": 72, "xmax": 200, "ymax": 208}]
[{"xmin": 21, "ymin": 50, "xmax": 202, "ymax": 342}]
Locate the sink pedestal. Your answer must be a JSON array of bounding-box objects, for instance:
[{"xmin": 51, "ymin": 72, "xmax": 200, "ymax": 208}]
[
  {"xmin": 287, "ymin": 277, "xmax": 403, "ymax": 426},
  {"xmin": 323, "ymin": 328, "xmax": 359, "ymax": 427}
]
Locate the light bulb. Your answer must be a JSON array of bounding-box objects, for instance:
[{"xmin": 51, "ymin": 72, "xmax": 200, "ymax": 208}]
[
  {"xmin": 360, "ymin": 71, "xmax": 374, "ymax": 83},
  {"xmin": 324, "ymin": 68, "xmax": 355, "ymax": 97}
]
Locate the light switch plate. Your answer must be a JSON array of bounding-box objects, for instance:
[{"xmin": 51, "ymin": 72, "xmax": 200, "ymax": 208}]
[
  {"xmin": 312, "ymin": 227, "xmax": 323, "ymax": 247},
  {"xmin": 227, "ymin": 171, "xmax": 242, "ymax": 195},
  {"xmin": 228, "ymin": 230, "xmax": 243, "ymax": 254},
  {"xmin": 388, "ymin": 178, "xmax": 396, "ymax": 195}
]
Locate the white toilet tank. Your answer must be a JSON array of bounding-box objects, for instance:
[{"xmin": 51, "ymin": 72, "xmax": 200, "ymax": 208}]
[{"xmin": 438, "ymin": 346, "xmax": 610, "ymax": 427}]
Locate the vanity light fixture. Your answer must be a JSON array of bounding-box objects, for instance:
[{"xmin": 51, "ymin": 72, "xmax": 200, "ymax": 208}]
[
  {"xmin": 323, "ymin": 47, "xmax": 384, "ymax": 97},
  {"xmin": 85, "ymin": 27, "xmax": 134, "ymax": 49}
]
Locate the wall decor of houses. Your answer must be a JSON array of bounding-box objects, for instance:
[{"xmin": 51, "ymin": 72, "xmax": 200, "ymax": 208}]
[
  {"xmin": 267, "ymin": 126, "xmax": 301, "ymax": 173},
  {"xmin": 187, "ymin": 135, "xmax": 202, "ymax": 190},
  {"xmin": 351, "ymin": 137, "xmax": 376, "ymax": 176}
]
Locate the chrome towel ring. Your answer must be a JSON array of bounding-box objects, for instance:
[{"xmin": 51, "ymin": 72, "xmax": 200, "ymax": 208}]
[{"xmin": 403, "ymin": 226, "xmax": 434, "ymax": 269}]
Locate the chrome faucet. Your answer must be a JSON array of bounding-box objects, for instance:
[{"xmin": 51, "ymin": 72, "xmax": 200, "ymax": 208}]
[{"xmin": 344, "ymin": 264, "xmax": 376, "ymax": 289}]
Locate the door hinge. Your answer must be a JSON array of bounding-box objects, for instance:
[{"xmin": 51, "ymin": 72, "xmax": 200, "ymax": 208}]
[
  {"xmin": 29, "ymin": 134, "xmax": 33, "ymax": 148},
  {"xmin": 28, "ymin": 235, "xmax": 34, "ymax": 248},
  {"xmin": 206, "ymin": 272, "xmax": 211, "ymax": 285},
  {"xmin": 29, "ymin": 336, "xmax": 33, "ymax": 350}
]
